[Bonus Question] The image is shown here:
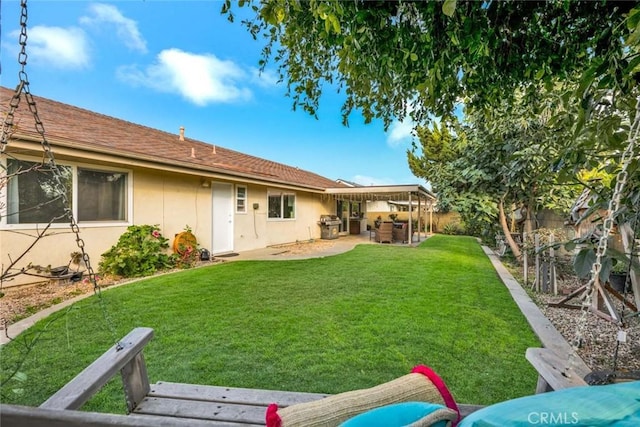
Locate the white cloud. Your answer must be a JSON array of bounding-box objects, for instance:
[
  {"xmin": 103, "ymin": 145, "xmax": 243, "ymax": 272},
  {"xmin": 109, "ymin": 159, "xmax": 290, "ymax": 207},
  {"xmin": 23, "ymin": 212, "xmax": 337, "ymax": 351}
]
[
  {"xmin": 80, "ymin": 3, "xmax": 147, "ymax": 53},
  {"xmin": 117, "ymin": 48, "xmax": 252, "ymax": 105},
  {"xmin": 250, "ymin": 67, "xmax": 280, "ymax": 88},
  {"xmin": 12, "ymin": 26, "xmax": 90, "ymax": 69},
  {"xmin": 386, "ymin": 117, "xmax": 415, "ymax": 147}
]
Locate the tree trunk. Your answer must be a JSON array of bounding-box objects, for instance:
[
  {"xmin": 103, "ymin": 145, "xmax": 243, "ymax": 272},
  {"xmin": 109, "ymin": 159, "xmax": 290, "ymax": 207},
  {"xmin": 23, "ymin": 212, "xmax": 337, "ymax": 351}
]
[
  {"xmin": 523, "ymin": 203, "xmax": 534, "ymax": 235},
  {"xmin": 525, "ymin": 190, "xmax": 537, "ymax": 235},
  {"xmin": 499, "ymin": 197, "xmax": 522, "ymax": 260}
]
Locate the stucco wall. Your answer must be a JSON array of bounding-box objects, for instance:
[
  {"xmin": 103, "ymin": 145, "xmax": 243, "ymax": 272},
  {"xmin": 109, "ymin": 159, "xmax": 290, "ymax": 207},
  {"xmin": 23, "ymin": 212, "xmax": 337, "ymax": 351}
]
[
  {"xmin": 133, "ymin": 170, "xmax": 212, "ymax": 251},
  {"xmin": 233, "ymin": 185, "xmax": 333, "ymax": 252},
  {"xmin": 1, "ymin": 163, "xmax": 334, "ymax": 287},
  {"xmin": 1, "ymin": 226, "xmax": 127, "ymax": 287}
]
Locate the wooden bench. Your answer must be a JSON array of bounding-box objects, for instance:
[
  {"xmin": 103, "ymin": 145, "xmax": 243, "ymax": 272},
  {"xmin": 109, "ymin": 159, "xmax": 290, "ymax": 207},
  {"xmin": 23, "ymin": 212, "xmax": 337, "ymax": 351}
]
[
  {"xmin": 1, "ymin": 327, "xmax": 484, "ymax": 426},
  {"xmin": 525, "ymin": 347, "xmax": 589, "ymax": 393}
]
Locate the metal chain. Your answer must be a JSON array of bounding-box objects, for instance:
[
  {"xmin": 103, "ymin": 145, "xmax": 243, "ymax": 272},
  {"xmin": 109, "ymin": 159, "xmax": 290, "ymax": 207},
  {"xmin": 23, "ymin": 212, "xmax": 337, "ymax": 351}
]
[
  {"xmin": 3, "ymin": 0, "xmax": 121, "ymax": 349},
  {"xmin": 568, "ymin": 95, "xmax": 640, "ymax": 377},
  {"xmin": 0, "ymin": 3, "xmax": 28, "ymax": 153},
  {"xmin": 0, "ymin": 82, "xmax": 24, "ymax": 153}
]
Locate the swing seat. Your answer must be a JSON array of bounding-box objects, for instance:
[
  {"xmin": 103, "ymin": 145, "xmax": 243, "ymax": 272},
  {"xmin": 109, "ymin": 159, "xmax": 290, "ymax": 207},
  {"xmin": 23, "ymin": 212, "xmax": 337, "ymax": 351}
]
[{"xmin": 1, "ymin": 328, "xmax": 484, "ymax": 426}]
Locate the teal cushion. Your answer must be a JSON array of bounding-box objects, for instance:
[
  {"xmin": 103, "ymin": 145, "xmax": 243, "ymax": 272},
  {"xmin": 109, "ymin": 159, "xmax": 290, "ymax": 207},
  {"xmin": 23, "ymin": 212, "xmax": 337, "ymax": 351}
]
[
  {"xmin": 459, "ymin": 381, "xmax": 640, "ymax": 427},
  {"xmin": 339, "ymin": 401, "xmax": 451, "ymax": 427}
]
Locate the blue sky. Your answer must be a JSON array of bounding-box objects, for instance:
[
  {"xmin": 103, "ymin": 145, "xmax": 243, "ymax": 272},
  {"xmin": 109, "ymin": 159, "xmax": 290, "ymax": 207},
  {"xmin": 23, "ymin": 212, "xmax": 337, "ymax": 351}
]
[{"xmin": 0, "ymin": 1, "xmax": 422, "ymax": 186}]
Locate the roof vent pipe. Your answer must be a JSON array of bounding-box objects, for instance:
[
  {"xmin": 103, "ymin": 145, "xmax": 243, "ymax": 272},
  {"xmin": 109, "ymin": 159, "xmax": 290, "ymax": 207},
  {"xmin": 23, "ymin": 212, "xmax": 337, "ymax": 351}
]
[
  {"xmin": 190, "ymin": 147, "xmax": 195, "ymax": 158},
  {"xmin": 179, "ymin": 126, "xmax": 185, "ymax": 141}
]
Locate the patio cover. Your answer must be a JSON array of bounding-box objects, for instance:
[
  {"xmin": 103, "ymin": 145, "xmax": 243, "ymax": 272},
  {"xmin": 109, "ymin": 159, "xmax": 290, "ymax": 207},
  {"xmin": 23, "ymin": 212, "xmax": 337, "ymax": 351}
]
[{"xmin": 323, "ymin": 184, "xmax": 437, "ymax": 242}]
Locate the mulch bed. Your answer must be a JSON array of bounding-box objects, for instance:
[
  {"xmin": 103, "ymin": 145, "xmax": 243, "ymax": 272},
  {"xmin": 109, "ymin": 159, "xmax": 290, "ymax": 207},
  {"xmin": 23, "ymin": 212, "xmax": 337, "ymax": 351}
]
[
  {"xmin": 0, "ymin": 259, "xmax": 222, "ymax": 330},
  {"xmin": 519, "ymin": 264, "xmax": 640, "ymax": 374}
]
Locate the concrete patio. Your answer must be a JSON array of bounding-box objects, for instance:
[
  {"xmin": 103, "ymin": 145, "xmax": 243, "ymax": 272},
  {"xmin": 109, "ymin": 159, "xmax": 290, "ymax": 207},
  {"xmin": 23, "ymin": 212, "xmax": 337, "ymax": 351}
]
[{"xmin": 226, "ymin": 231, "xmax": 432, "ymax": 262}]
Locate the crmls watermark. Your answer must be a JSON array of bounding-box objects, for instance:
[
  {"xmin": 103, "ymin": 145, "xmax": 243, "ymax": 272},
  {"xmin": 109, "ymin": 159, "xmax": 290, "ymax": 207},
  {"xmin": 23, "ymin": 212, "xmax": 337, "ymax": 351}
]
[{"xmin": 527, "ymin": 411, "xmax": 579, "ymax": 425}]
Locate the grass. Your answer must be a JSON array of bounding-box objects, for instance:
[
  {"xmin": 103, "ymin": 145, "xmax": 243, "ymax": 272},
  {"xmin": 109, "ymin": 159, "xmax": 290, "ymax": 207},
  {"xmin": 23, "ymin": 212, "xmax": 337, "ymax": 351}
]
[{"xmin": 0, "ymin": 235, "xmax": 539, "ymax": 413}]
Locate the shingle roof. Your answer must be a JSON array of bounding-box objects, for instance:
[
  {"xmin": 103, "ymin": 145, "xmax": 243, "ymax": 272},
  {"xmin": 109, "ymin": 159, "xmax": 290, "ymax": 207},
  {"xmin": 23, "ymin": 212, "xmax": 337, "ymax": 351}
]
[{"xmin": 1, "ymin": 86, "xmax": 343, "ymax": 191}]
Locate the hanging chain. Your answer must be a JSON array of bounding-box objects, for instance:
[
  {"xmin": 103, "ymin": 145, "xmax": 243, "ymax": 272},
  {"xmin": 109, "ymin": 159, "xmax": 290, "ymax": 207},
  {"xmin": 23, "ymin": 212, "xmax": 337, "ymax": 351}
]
[
  {"xmin": 567, "ymin": 96, "xmax": 640, "ymax": 377},
  {"xmin": 2, "ymin": 0, "xmax": 121, "ymax": 349},
  {"xmin": 0, "ymin": 2, "xmax": 29, "ymax": 153}
]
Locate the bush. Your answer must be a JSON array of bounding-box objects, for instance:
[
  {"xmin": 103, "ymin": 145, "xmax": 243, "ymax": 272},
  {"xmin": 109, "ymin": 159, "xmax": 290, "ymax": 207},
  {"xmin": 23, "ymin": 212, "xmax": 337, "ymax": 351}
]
[
  {"xmin": 442, "ymin": 222, "xmax": 465, "ymax": 235},
  {"xmin": 99, "ymin": 225, "xmax": 173, "ymax": 278}
]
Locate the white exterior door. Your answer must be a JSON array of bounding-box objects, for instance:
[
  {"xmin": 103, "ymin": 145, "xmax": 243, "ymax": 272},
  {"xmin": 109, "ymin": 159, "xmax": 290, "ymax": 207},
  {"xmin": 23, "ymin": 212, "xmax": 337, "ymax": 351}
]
[{"xmin": 212, "ymin": 182, "xmax": 234, "ymax": 254}]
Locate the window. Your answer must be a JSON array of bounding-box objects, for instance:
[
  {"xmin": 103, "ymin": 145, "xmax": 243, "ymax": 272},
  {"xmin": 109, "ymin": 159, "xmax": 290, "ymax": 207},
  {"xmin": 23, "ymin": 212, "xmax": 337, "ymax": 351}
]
[
  {"xmin": 77, "ymin": 169, "xmax": 127, "ymax": 221},
  {"xmin": 3, "ymin": 158, "xmax": 130, "ymax": 226},
  {"xmin": 236, "ymin": 185, "xmax": 247, "ymax": 213},
  {"xmin": 6, "ymin": 159, "xmax": 72, "ymax": 224},
  {"xmin": 268, "ymin": 191, "xmax": 295, "ymax": 219}
]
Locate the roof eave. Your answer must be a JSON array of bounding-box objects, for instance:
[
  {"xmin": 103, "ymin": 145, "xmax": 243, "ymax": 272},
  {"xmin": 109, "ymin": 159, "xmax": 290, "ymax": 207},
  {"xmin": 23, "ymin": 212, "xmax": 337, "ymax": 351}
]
[
  {"xmin": 325, "ymin": 184, "xmax": 436, "ymax": 201},
  {"xmin": 8, "ymin": 134, "xmax": 329, "ymax": 193}
]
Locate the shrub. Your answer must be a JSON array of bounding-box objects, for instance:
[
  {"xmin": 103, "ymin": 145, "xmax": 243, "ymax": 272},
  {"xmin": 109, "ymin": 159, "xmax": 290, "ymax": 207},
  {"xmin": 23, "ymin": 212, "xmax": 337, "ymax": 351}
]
[
  {"xmin": 99, "ymin": 225, "xmax": 173, "ymax": 278},
  {"xmin": 442, "ymin": 222, "xmax": 464, "ymax": 235}
]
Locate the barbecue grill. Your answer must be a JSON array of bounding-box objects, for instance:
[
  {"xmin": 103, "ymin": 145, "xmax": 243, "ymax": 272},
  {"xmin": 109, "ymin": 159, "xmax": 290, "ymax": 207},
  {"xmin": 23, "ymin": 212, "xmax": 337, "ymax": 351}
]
[{"xmin": 318, "ymin": 215, "xmax": 341, "ymax": 239}]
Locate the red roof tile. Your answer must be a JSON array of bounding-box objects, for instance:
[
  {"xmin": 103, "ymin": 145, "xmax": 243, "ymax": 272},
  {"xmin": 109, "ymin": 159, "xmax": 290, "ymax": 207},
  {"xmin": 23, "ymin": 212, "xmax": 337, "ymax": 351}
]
[{"xmin": 1, "ymin": 86, "xmax": 344, "ymax": 190}]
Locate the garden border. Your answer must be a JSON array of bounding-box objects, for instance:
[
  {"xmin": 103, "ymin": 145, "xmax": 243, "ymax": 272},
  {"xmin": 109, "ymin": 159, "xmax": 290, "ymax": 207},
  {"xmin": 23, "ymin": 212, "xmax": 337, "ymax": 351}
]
[{"xmin": 481, "ymin": 245, "xmax": 591, "ymax": 391}]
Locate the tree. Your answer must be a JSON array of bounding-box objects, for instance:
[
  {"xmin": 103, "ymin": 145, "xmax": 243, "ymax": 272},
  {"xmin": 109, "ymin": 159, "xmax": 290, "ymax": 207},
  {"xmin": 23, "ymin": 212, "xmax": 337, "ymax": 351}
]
[
  {"xmin": 407, "ymin": 122, "xmax": 461, "ymax": 213},
  {"xmin": 224, "ymin": 0, "xmax": 635, "ymax": 129},
  {"xmin": 225, "ymin": 0, "xmax": 640, "ymax": 264},
  {"xmin": 409, "ymin": 84, "xmax": 585, "ymax": 257}
]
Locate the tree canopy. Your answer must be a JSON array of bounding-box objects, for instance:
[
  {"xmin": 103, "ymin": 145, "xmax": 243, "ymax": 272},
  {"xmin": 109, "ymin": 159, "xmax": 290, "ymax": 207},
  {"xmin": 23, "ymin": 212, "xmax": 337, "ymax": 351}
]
[
  {"xmin": 408, "ymin": 86, "xmax": 583, "ymax": 253},
  {"xmin": 225, "ymin": 0, "xmax": 637, "ymax": 128},
  {"xmin": 225, "ymin": 0, "xmax": 640, "ymax": 261}
]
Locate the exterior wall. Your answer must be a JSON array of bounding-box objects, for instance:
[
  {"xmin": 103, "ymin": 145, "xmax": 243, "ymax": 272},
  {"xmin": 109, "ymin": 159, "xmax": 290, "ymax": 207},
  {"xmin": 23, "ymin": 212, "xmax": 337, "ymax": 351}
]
[
  {"xmin": 366, "ymin": 200, "xmax": 391, "ymax": 213},
  {"xmin": 233, "ymin": 184, "xmax": 333, "ymax": 252},
  {"xmin": 3, "ymin": 162, "xmax": 330, "ymax": 289},
  {"xmin": 1, "ymin": 165, "xmax": 212, "ymax": 288},
  {"xmin": 1, "ymin": 226, "xmax": 128, "ymax": 287},
  {"xmin": 365, "ymin": 201, "xmax": 436, "ymax": 232},
  {"xmin": 1, "ymin": 162, "xmax": 333, "ymax": 287},
  {"xmin": 133, "ymin": 170, "xmax": 212, "ymax": 251},
  {"xmin": 366, "ymin": 210, "xmax": 426, "ymax": 228}
]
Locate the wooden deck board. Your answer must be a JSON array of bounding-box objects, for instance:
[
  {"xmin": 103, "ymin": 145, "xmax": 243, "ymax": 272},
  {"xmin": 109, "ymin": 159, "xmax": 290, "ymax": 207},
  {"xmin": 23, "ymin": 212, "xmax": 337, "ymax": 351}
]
[
  {"xmin": 2, "ymin": 404, "xmax": 248, "ymax": 427},
  {"xmin": 134, "ymin": 397, "xmax": 267, "ymax": 424},
  {"xmin": 40, "ymin": 327, "xmax": 154, "ymax": 411},
  {"xmin": 135, "ymin": 382, "xmax": 484, "ymax": 425},
  {"xmin": 526, "ymin": 348, "xmax": 588, "ymax": 391},
  {"xmin": 149, "ymin": 381, "xmax": 329, "ymax": 407}
]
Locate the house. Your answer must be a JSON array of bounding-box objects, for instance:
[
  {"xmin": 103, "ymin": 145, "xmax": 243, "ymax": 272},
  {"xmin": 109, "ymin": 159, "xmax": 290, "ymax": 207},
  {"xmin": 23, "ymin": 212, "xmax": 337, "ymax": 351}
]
[{"xmin": 1, "ymin": 86, "xmax": 435, "ymax": 287}]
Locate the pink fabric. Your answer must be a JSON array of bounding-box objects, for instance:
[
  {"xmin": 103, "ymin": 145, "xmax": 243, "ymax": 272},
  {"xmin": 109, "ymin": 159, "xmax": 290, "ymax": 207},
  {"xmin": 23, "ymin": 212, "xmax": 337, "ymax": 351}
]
[
  {"xmin": 411, "ymin": 364, "xmax": 461, "ymax": 426},
  {"xmin": 266, "ymin": 403, "xmax": 281, "ymax": 427}
]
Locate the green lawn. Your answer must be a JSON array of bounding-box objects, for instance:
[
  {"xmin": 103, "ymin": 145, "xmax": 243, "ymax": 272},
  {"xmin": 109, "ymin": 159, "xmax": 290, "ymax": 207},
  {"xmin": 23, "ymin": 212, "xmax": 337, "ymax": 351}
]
[{"xmin": 0, "ymin": 235, "xmax": 539, "ymax": 413}]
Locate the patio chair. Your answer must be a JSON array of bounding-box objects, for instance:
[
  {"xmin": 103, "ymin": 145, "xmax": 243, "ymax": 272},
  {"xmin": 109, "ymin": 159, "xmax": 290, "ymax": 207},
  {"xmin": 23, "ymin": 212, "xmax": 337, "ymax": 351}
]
[
  {"xmin": 393, "ymin": 222, "xmax": 409, "ymax": 243},
  {"xmin": 374, "ymin": 221, "xmax": 393, "ymax": 243}
]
